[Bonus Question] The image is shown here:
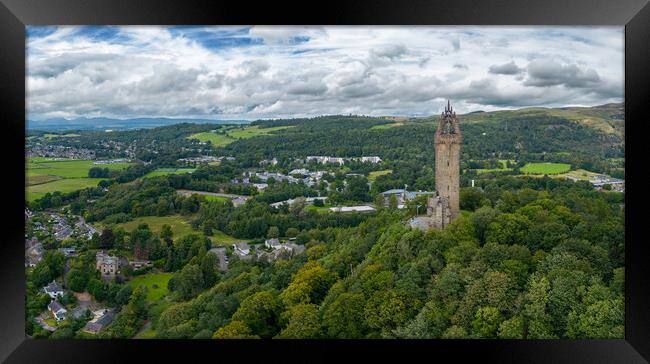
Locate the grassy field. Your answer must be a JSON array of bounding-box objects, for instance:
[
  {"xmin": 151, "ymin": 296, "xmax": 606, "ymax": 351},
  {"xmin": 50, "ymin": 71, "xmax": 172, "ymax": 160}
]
[
  {"xmin": 27, "ymin": 158, "xmax": 132, "ymax": 178},
  {"xmin": 112, "ymin": 214, "xmax": 241, "ymax": 245},
  {"xmin": 26, "ymin": 158, "xmax": 132, "ymax": 202},
  {"xmin": 474, "ymin": 160, "xmax": 515, "ymax": 174},
  {"xmin": 43, "ymin": 133, "xmax": 80, "ymax": 139},
  {"xmin": 554, "ymin": 169, "xmax": 603, "ymax": 181},
  {"xmin": 368, "ymin": 169, "xmax": 393, "ymax": 182},
  {"xmin": 305, "ymin": 204, "xmax": 333, "ymax": 214},
  {"xmin": 143, "ymin": 168, "xmax": 196, "ymax": 178},
  {"xmin": 27, "ymin": 178, "xmax": 104, "ymax": 202},
  {"xmin": 114, "ymin": 215, "xmax": 196, "ymax": 237},
  {"xmin": 188, "ymin": 125, "xmax": 293, "ymax": 148},
  {"xmin": 127, "ymin": 272, "xmax": 173, "ymax": 302},
  {"xmin": 204, "ymin": 195, "xmax": 229, "ymax": 203},
  {"xmin": 370, "ymin": 122, "xmax": 403, "ymax": 130},
  {"xmin": 521, "ymin": 162, "xmax": 571, "ymax": 175},
  {"xmin": 26, "ymin": 174, "xmax": 62, "ymax": 186}
]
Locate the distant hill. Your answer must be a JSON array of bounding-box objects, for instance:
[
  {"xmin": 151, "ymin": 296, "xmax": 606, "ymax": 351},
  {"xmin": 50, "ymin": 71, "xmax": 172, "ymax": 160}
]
[
  {"xmin": 27, "ymin": 117, "xmax": 251, "ymax": 131},
  {"xmin": 406, "ymin": 103, "xmax": 624, "ymax": 137},
  {"xmin": 459, "ymin": 103, "xmax": 624, "ymax": 137}
]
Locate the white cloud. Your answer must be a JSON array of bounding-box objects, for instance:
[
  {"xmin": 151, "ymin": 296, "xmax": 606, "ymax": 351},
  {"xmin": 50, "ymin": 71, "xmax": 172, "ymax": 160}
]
[{"xmin": 26, "ymin": 26, "xmax": 624, "ymax": 121}]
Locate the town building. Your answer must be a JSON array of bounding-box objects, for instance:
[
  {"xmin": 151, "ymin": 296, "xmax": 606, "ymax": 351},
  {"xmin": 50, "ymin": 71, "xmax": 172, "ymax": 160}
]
[
  {"xmin": 96, "ymin": 251, "xmax": 120, "ymax": 280},
  {"xmin": 329, "ymin": 205, "xmax": 376, "ymax": 213},
  {"xmin": 381, "ymin": 189, "xmax": 435, "ymax": 209}
]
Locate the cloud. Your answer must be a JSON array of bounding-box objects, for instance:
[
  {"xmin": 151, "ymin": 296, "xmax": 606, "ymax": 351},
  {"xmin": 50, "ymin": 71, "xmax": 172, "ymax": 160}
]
[
  {"xmin": 26, "ymin": 26, "xmax": 624, "ymax": 120},
  {"xmin": 524, "ymin": 59, "xmax": 601, "ymax": 88},
  {"xmin": 488, "ymin": 61, "xmax": 523, "ymax": 75}
]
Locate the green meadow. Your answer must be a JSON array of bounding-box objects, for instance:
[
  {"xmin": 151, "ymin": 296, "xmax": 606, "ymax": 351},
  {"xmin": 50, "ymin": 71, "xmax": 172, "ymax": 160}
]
[
  {"xmin": 188, "ymin": 125, "xmax": 293, "ymax": 148},
  {"xmin": 521, "ymin": 162, "xmax": 571, "ymax": 175},
  {"xmin": 127, "ymin": 272, "xmax": 173, "ymax": 302},
  {"xmin": 26, "ymin": 158, "xmax": 132, "ymax": 202},
  {"xmin": 111, "ymin": 214, "xmax": 241, "ymax": 246},
  {"xmin": 473, "ymin": 159, "xmax": 515, "ymax": 174},
  {"xmin": 368, "ymin": 169, "xmax": 393, "ymax": 182},
  {"xmin": 143, "ymin": 168, "xmax": 196, "ymax": 178}
]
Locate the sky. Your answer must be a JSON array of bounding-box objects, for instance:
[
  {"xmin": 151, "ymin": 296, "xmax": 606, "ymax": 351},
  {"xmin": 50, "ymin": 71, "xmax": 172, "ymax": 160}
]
[{"xmin": 26, "ymin": 26, "xmax": 624, "ymax": 121}]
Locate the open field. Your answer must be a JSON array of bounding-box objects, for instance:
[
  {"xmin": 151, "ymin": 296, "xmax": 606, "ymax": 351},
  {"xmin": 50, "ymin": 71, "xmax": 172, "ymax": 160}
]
[
  {"xmin": 26, "ymin": 157, "xmax": 133, "ymax": 202},
  {"xmin": 371, "ymin": 122, "xmax": 403, "ymax": 130},
  {"xmin": 555, "ymin": 168, "xmax": 603, "ymax": 181},
  {"xmin": 368, "ymin": 169, "xmax": 393, "ymax": 182},
  {"xmin": 114, "ymin": 215, "xmax": 196, "ymax": 237},
  {"xmin": 127, "ymin": 272, "xmax": 173, "ymax": 302},
  {"xmin": 143, "ymin": 168, "xmax": 196, "ymax": 178},
  {"xmin": 521, "ymin": 162, "xmax": 571, "ymax": 175},
  {"xmin": 26, "ymin": 174, "xmax": 62, "ymax": 186},
  {"xmin": 204, "ymin": 195, "xmax": 229, "ymax": 203},
  {"xmin": 112, "ymin": 214, "xmax": 241, "ymax": 245},
  {"xmin": 43, "ymin": 133, "xmax": 80, "ymax": 139},
  {"xmin": 305, "ymin": 204, "xmax": 333, "ymax": 214},
  {"xmin": 27, "ymin": 178, "xmax": 104, "ymax": 202},
  {"xmin": 27, "ymin": 158, "xmax": 132, "ymax": 178},
  {"xmin": 188, "ymin": 125, "xmax": 293, "ymax": 148},
  {"xmin": 473, "ymin": 159, "xmax": 515, "ymax": 174}
]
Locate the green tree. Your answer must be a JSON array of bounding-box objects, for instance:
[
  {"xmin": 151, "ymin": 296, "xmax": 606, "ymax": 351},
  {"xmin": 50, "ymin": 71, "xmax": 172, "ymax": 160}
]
[
  {"xmin": 231, "ymin": 290, "xmax": 282, "ymax": 338},
  {"xmin": 267, "ymin": 226, "xmax": 280, "ymax": 239},
  {"xmin": 472, "ymin": 306, "xmax": 503, "ymax": 338},
  {"xmin": 276, "ymin": 303, "xmax": 322, "ymax": 338},
  {"xmin": 322, "ymin": 292, "xmax": 367, "ymax": 338},
  {"xmin": 212, "ymin": 320, "xmax": 259, "ymax": 339}
]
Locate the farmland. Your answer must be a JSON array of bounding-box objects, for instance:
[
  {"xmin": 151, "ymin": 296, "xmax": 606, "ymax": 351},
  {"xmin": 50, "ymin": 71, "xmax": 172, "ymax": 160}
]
[
  {"xmin": 26, "ymin": 158, "xmax": 132, "ymax": 202},
  {"xmin": 27, "ymin": 178, "xmax": 104, "ymax": 202},
  {"xmin": 520, "ymin": 162, "xmax": 571, "ymax": 175},
  {"xmin": 187, "ymin": 125, "xmax": 293, "ymax": 148}
]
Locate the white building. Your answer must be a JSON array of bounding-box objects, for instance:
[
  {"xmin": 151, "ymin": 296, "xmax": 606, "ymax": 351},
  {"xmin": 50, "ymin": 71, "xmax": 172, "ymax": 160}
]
[
  {"xmin": 233, "ymin": 242, "xmax": 251, "ymax": 256},
  {"xmin": 329, "ymin": 205, "xmax": 376, "ymax": 213},
  {"xmin": 43, "ymin": 281, "xmax": 64, "ymax": 299},
  {"xmin": 265, "ymin": 238, "xmax": 281, "ymax": 250}
]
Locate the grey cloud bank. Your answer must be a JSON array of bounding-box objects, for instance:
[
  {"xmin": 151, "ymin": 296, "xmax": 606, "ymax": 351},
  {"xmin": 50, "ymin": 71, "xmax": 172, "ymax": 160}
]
[{"xmin": 27, "ymin": 26, "xmax": 624, "ymax": 121}]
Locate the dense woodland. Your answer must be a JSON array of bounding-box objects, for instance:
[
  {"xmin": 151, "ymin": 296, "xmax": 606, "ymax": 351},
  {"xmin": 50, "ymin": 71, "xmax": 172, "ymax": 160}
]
[{"xmin": 26, "ymin": 105, "xmax": 625, "ymax": 339}]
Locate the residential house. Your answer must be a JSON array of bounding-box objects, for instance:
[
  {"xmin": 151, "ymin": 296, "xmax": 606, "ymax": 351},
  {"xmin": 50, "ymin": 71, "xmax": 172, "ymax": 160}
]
[
  {"xmin": 265, "ymin": 238, "xmax": 281, "ymax": 250},
  {"xmin": 83, "ymin": 310, "xmax": 115, "ymax": 334},
  {"xmin": 96, "ymin": 251, "xmax": 120, "ymax": 279},
  {"xmin": 58, "ymin": 247, "xmax": 78, "ymax": 257},
  {"xmin": 43, "ymin": 280, "xmax": 65, "ymax": 299},
  {"xmin": 48, "ymin": 300, "xmax": 68, "ymax": 321},
  {"xmin": 233, "ymin": 242, "xmax": 251, "ymax": 257}
]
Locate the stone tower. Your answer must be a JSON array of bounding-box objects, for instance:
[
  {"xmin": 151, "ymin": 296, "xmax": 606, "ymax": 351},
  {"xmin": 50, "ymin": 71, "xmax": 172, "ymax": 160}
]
[{"xmin": 428, "ymin": 100, "xmax": 461, "ymax": 229}]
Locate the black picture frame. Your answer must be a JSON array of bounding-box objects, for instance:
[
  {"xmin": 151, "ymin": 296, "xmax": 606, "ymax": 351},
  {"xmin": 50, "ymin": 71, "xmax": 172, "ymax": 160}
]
[{"xmin": 1, "ymin": 0, "xmax": 648, "ymax": 362}]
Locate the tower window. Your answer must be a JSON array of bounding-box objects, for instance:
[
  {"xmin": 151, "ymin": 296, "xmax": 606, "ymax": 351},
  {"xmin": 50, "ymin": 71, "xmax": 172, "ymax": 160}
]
[{"xmin": 447, "ymin": 161, "xmax": 449, "ymax": 166}]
